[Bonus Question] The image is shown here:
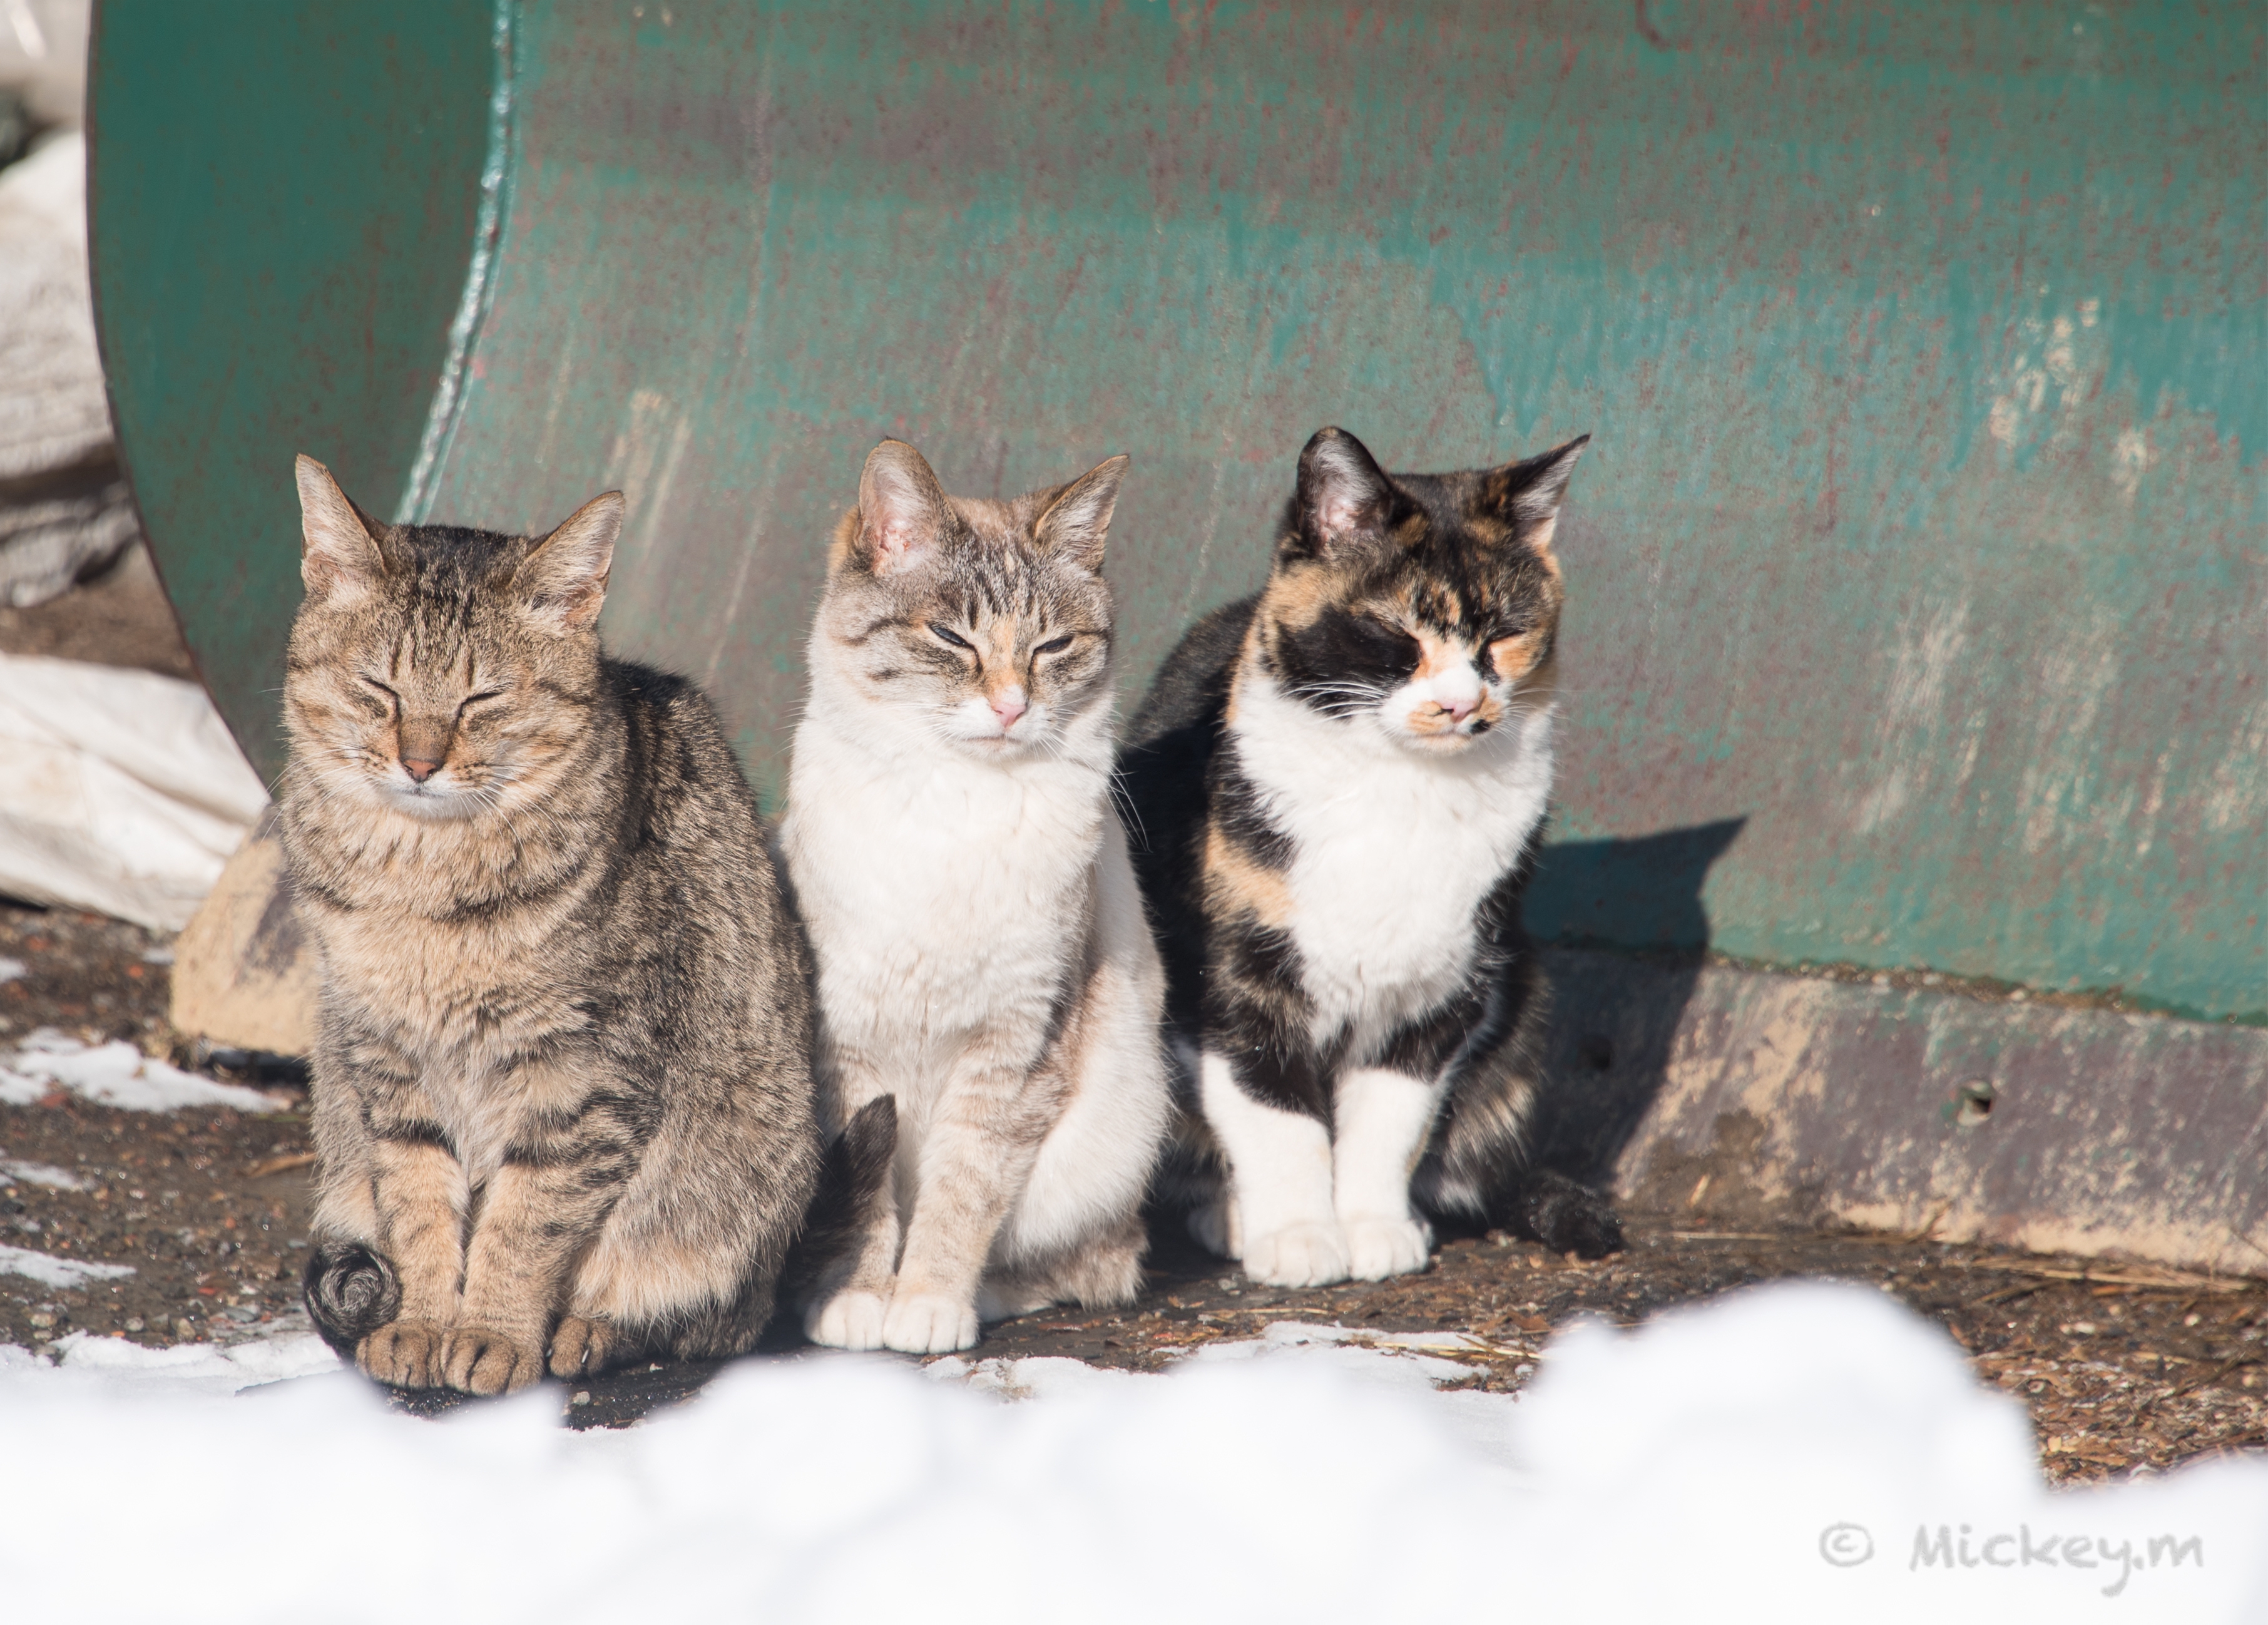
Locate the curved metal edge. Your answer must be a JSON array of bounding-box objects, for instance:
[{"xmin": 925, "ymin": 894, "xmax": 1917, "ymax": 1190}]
[{"xmin": 396, "ymin": 0, "xmax": 522, "ymax": 526}]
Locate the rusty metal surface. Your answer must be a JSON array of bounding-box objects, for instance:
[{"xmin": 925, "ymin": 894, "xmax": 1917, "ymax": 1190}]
[
  {"xmin": 93, "ymin": 2, "xmax": 2265, "ymax": 1017},
  {"xmin": 1533, "ymin": 947, "xmax": 2268, "ymax": 1278}
]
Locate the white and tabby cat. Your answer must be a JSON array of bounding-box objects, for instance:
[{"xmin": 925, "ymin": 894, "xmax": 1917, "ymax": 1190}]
[
  {"xmin": 1122, "ymin": 426, "xmax": 1622, "ymax": 1289},
  {"xmin": 782, "ymin": 439, "xmax": 1171, "ymax": 1355}
]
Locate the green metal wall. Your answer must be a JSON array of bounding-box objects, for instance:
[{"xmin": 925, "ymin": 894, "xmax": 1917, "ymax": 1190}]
[{"xmin": 90, "ymin": 1, "xmax": 2265, "ymax": 1020}]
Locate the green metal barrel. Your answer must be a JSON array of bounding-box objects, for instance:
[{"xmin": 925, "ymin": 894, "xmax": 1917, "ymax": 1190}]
[{"xmin": 89, "ymin": 1, "xmax": 2265, "ymax": 1021}]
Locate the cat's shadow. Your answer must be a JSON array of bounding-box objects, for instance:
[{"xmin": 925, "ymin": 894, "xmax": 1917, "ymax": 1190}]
[{"xmin": 1518, "ymin": 818, "xmax": 1747, "ymax": 1191}]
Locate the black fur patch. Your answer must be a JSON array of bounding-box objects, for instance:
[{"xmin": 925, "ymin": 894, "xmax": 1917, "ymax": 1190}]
[
  {"xmin": 1212, "ymin": 757, "xmax": 1294, "ymax": 869},
  {"xmin": 1492, "ymin": 1167, "xmax": 1623, "ymax": 1259},
  {"xmin": 778, "ymin": 1095, "xmax": 899, "ymax": 1309},
  {"xmin": 1273, "ymin": 608, "xmax": 1421, "ymax": 710}
]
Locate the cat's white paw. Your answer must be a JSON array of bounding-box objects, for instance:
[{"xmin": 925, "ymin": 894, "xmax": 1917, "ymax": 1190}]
[
  {"xmin": 1187, "ymin": 1197, "xmax": 1243, "ymax": 1260},
  {"xmin": 882, "ymin": 1293, "xmax": 979, "ymax": 1355},
  {"xmin": 806, "ymin": 1289, "xmax": 890, "ymax": 1351},
  {"xmin": 1343, "ymin": 1216, "xmax": 1434, "ymax": 1281},
  {"xmin": 1242, "ymin": 1221, "xmax": 1352, "ymax": 1288}
]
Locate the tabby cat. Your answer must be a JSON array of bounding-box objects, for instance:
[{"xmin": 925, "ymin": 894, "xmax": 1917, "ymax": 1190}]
[
  {"xmin": 783, "ymin": 439, "xmax": 1172, "ymax": 1355},
  {"xmin": 281, "ymin": 456, "xmax": 854, "ymax": 1395},
  {"xmin": 1121, "ymin": 426, "xmax": 1622, "ymax": 1288}
]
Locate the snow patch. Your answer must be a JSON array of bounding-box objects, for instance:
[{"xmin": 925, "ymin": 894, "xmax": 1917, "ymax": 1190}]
[
  {"xmin": 0, "ymin": 955, "xmax": 24, "ymax": 983},
  {"xmin": 0, "ymin": 1028, "xmax": 281, "ymax": 1112},
  {"xmin": 0, "ymin": 1284, "xmax": 2259, "ymax": 1622},
  {"xmin": 47, "ymin": 1328, "xmax": 340, "ymax": 1395},
  {"xmin": 0, "ymin": 1241, "xmax": 134, "ymax": 1287},
  {"xmin": 0, "ymin": 1157, "xmax": 87, "ymax": 1189}
]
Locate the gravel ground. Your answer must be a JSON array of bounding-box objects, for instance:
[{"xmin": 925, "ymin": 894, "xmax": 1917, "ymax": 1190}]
[
  {"xmin": 0, "ymin": 905, "xmax": 314, "ymax": 1350},
  {"xmin": 3, "ymin": 898, "xmax": 2262, "ymax": 1482}
]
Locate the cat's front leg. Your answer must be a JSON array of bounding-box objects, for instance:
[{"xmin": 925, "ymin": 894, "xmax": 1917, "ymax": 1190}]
[
  {"xmin": 350, "ymin": 1055, "xmax": 471, "ymax": 1390},
  {"xmin": 1331, "ymin": 1066, "xmax": 1444, "ymax": 1280},
  {"xmin": 884, "ymin": 1055, "xmax": 1052, "ymax": 1354},
  {"xmin": 1197, "ymin": 1051, "xmax": 1349, "ymax": 1288},
  {"xmin": 445, "ymin": 1057, "xmax": 637, "ymax": 1395}
]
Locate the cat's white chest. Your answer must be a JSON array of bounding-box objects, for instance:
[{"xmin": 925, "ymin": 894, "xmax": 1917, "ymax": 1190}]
[
  {"xmin": 784, "ymin": 719, "xmax": 1103, "ymax": 1050},
  {"xmin": 1230, "ymin": 681, "xmax": 1552, "ymax": 1051}
]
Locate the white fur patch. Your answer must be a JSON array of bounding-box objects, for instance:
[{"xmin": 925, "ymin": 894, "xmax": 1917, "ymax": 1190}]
[
  {"xmin": 1332, "ymin": 1067, "xmax": 1443, "ymax": 1281},
  {"xmin": 1389, "ymin": 654, "xmax": 1484, "ymax": 730},
  {"xmin": 1232, "ymin": 667, "xmax": 1553, "ymax": 1059},
  {"xmin": 1199, "ymin": 1050, "xmax": 1347, "ymax": 1288}
]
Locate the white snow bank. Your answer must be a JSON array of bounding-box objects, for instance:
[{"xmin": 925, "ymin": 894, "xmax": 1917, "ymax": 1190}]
[
  {"xmin": 0, "ymin": 1027, "xmax": 281, "ymax": 1112},
  {"xmin": 0, "ymin": 1283, "xmax": 2260, "ymax": 1623},
  {"xmin": 0, "ymin": 652, "xmax": 268, "ymax": 931}
]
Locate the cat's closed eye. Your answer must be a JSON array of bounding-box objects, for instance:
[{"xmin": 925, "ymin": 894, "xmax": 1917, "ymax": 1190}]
[
  {"xmin": 928, "ymin": 622, "xmax": 974, "ymax": 651},
  {"xmin": 1034, "ymin": 633, "xmax": 1074, "ymax": 656},
  {"xmin": 458, "ymin": 689, "xmax": 510, "ymax": 715},
  {"xmin": 1352, "ymin": 616, "xmax": 1421, "ymax": 666},
  {"xmin": 358, "ymin": 677, "xmax": 399, "ymax": 712}
]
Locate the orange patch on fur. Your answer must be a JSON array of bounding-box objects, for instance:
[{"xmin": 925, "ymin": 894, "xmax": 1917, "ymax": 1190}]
[
  {"xmin": 1488, "ymin": 632, "xmax": 1543, "ymax": 684},
  {"xmin": 1203, "ymin": 826, "xmax": 1293, "ymax": 928},
  {"xmin": 1413, "ymin": 631, "xmax": 1461, "ymax": 683},
  {"xmin": 1257, "ymin": 563, "xmax": 1338, "ymax": 633}
]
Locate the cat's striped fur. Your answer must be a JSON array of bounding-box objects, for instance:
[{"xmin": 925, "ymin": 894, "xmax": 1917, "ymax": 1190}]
[
  {"xmin": 1121, "ymin": 427, "xmax": 1622, "ymax": 1289},
  {"xmin": 281, "ymin": 456, "xmax": 838, "ymax": 1395}
]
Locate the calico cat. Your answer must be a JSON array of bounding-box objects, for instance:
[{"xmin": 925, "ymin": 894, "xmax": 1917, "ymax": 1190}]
[
  {"xmin": 280, "ymin": 456, "xmax": 857, "ymax": 1395},
  {"xmin": 1121, "ymin": 426, "xmax": 1622, "ymax": 1288},
  {"xmin": 782, "ymin": 439, "xmax": 1172, "ymax": 1355}
]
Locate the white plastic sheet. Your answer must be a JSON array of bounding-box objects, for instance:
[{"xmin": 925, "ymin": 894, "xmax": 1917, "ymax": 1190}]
[
  {"xmin": 0, "ymin": 132, "xmax": 139, "ymax": 606},
  {"xmin": 0, "ymin": 652, "xmax": 268, "ymax": 930}
]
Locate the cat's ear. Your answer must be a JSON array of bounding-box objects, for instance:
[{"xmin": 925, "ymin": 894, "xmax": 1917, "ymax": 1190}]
[
  {"xmin": 1482, "ymin": 435, "xmax": 1589, "ymax": 556},
  {"xmin": 294, "ymin": 454, "xmax": 389, "ymax": 606},
  {"xmin": 516, "ymin": 490, "xmax": 623, "ymax": 631},
  {"xmin": 856, "ymin": 440, "xmax": 953, "ymax": 576},
  {"xmin": 1033, "ymin": 454, "xmax": 1130, "ymax": 572},
  {"xmin": 1292, "ymin": 427, "xmax": 1393, "ymax": 558}
]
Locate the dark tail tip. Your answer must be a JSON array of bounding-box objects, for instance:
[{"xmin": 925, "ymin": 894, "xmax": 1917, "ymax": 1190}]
[
  {"xmin": 839, "ymin": 1094, "xmax": 897, "ymax": 1202},
  {"xmin": 1497, "ymin": 1167, "xmax": 1625, "ymax": 1260},
  {"xmin": 779, "ymin": 1097, "xmax": 897, "ymax": 1303},
  {"xmin": 302, "ymin": 1241, "xmax": 401, "ymax": 1356}
]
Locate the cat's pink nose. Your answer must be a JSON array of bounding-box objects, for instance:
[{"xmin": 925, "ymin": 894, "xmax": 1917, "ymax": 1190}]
[
  {"xmin": 991, "ymin": 688, "xmax": 1029, "ymax": 731},
  {"xmin": 401, "ymin": 756, "xmax": 442, "ymax": 783},
  {"xmin": 1440, "ymin": 695, "xmax": 1478, "ymax": 722}
]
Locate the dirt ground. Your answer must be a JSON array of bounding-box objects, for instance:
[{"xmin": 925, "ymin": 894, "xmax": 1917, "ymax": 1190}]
[
  {"xmin": 3, "ymin": 899, "xmax": 2262, "ymax": 1485},
  {"xmin": 4, "ymin": 551, "xmax": 2264, "ymax": 1480}
]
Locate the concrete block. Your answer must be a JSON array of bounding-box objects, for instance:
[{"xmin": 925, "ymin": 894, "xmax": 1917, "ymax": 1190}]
[
  {"xmin": 168, "ymin": 824, "xmax": 315, "ymax": 1057},
  {"xmin": 1533, "ymin": 949, "xmax": 2268, "ymax": 1280}
]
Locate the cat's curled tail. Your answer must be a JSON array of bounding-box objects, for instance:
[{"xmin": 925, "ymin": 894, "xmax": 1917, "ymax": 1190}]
[{"xmin": 304, "ymin": 1241, "xmax": 402, "ymax": 1358}]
